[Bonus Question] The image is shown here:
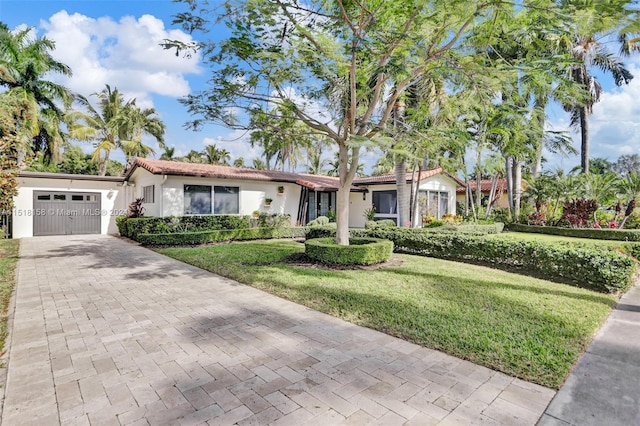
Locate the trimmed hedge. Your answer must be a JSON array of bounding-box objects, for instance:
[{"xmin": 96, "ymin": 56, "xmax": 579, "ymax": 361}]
[
  {"xmin": 507, "ymin": 223, "xmax": 640, "ymax": 242},
  {"xmin": 305, "ymin": 237, "xmax": 394, "ymax": 265},
  {"xmin": 305, "ymin": 223, "xmax": 504, "ymax": 240},
  {"xmin": 389, "ymin": 233, "xmax": 635, "ymax": 293},
  {"xmin": 137, "ymin": 227, "xmax": 306, "ymax": 245}
]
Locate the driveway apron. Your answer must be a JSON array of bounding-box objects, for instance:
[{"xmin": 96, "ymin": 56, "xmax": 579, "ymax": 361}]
[{"xmin": 2, "ymin": 235, "xmax": 555, "ymax": 425}]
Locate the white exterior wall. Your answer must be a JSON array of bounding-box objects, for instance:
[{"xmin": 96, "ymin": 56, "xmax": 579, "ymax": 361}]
[
  {"xmin": 417, "ymin": 175, "xmax": 458, "ymax": 216},
  {"xmin": 130, "ymin": 169, "xmax": 302, "ymax": 225},
  {"xmin": 349, "ymin": 191, "xmax": 370, "ymax": 228},
  {"xmin": 12, "ymin": 176, "xmax": 130, "ymax": 238},
  {"xmin": 129, "ymin": 169, "xmax": 165, "ymax": 217}
]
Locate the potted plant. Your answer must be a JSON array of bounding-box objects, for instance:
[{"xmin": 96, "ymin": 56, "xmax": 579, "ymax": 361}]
[
  {"xmin": 252, "ymin": 210, "xmax": 260, "ymax": 218},
  {"xmin": 277, "ymin": 185, "xmax": 285, "ymax": 194},
  {"xmin": 265, "ymin": 197, "xmax": 273, "ymax": 206}
]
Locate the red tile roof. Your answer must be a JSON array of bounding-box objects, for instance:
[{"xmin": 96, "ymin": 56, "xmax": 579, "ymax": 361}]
[
  {"xmin": 129, "ymin": 158, "xmax": 345, "ymax": 191},
  {"xmin": 353, "ymin": 168, "xmax": 443, "ymax": 185},
  {"xmin": 128, "ymin": 158, "xmax": 448, "ymax": 191}
]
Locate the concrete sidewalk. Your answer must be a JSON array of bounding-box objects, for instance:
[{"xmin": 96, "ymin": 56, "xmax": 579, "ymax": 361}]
[
  {"xmin": 538, "ymin": 283, "xmax": 640, "ymax": 425},
  {"xmin": 2, "ymin": 235, "xmax": 555, "ymax": 425}
]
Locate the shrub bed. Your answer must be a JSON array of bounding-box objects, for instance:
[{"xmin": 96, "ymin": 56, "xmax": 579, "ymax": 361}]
[
  {"xmin": 507, "ymin": 223, "xmax": 640, "ymax": 242},
  {"xmin": 305, "ymin": 237, "xmax": 394, "ymax": 265},
  {"xmin": 390, "ymin": 233, "xmax": 635, "ymax": 293},
  {"xmin": 137, "ymin": 227, "xmax": 306, "ymax": 245}
]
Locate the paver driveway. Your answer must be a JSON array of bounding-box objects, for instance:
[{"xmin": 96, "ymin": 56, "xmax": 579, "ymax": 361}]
[{"xmin": 2, "ymin": 235, "xmax": 554, "ymax": 425}]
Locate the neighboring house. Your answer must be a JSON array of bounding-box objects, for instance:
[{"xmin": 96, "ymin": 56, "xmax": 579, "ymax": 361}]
[
  {"xmin": 456, "ymin": 178, "xmax": 509, "ymax": 209},
  {"xmin": 455, "ymin": 178, "xmax": 527, "ymax": 210},
  {"xmin": 10, "ymin": 158, "xmax": 458, "ymax": 237}
]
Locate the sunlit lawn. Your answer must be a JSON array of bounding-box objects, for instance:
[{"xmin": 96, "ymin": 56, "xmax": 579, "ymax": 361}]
[
  {"xmin": 158, "ymin": 239, "xmax": 617, "ymax": 389},
  {"xmin": 0, "ymin": 239, "xmax": 19, "ymax": 356}
]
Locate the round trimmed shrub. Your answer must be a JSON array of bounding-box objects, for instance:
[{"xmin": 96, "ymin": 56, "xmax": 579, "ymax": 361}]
[{"xmin": 305, "ymin": 237, "xmax": 393, "ymax": 265}]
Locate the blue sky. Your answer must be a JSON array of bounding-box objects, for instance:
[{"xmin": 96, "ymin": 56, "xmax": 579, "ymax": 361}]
[{"xmin": 2, "ymin": 1, "xmax": 640, "ymax": 173}]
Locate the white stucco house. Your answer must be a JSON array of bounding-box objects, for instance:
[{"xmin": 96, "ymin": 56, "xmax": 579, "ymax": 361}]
[{"xmin": 9, "ymin": 158, "xmax": 459, "ymax": 238}]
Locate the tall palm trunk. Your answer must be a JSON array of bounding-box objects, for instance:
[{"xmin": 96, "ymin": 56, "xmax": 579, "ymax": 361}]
[
  {"xmin": 580, "ymin": 105, "xmax": 589, "ymax": 174},
  {"xmin": 532, "ymin": 95, "xmax": 547, "ymax": 178},
  {"xmin": 395, "ymin": 157, "xmax": 408, "ymax": 226},
  {"xmin": 512, "ymin": 157, "xmax": 522, "ymax": 218},
  {"xmin": 98, "ymin": 149, "xmax": 110, "ymax": 176}
]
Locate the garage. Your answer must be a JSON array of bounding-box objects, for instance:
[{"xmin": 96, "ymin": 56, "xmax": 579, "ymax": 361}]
[{"xmin": 33, "ymin": 191, "xmax": 102, "ymax": 236}]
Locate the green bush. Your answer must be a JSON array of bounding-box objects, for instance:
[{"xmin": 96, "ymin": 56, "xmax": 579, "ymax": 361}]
[
  {"xmin": 305, "ymin": 237, "xmax": 394, "ymax": 265},
  {"xmin": 116, "ymin": 216, "xmax": 128, "ymax": 237},
  {"xmin": 387, "ymin": 233, "xmax": 635, "ymax": 293},
  {"xmin": 307, "ymin": 216, "xmax": 330, "ymax": 226},
  {"xmin": 365, "ymin": 219, "xmax": 396, "ymax": 229},
  {"xmin": 137, "ymin": 227, "xmax": 306, "ymax": 245},
  {"xmin": 121, "ymin": 215, "xmax": 294, "ymax": 240},
  {"xmin": 507, "ymin": 223, "xmax": 640, "ymax": 242}
]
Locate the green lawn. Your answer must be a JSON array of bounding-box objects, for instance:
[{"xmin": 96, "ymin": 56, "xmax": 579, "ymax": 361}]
[
  {"xmin": 158, "ymin": 239, "xmax": 617, "ymax": 389},
  {"xmin": 0, "ymin": 239, "xmax": 19, "ymax": 356}
]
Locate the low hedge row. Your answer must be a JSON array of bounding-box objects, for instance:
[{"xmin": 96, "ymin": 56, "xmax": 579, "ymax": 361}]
[
  {"xmin": 506, "ymin": 223, "xmax": 640, "ymax": 242},
  {"xmin": 117, "ymin": 215, "xmax": 294, "ymax": 240},
  {"xmin": 389, "ymin": 233, "xmax": 635, "ymax": 293},
  {"xmin": 305, "ymin": 223, "xmax": 504, "ymax": 240},
  {"xmin": 305, "ymin": 237, "xmax": 394, "ymax": 265},
  {"xmin": 136, "ymin": 227, "xmax": 306, "ymax": 245}
]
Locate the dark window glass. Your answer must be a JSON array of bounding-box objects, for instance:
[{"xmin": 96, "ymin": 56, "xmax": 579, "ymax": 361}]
[
  {"xmin": 37, "ymin": 195, "xmax": 50, "ymax": 200},
  {"xmin": 53, "ymin": 194, "xmax": 66, "ymax": 201},
  {"xmin": 184, "ymin": 185, "xmax": 211, "ymax": 214},
  {"xmin": 214, "ymin": 186, "xmax": 239, "ymax": 214},
  {"xmin": 372, "ymin": 190, "xmax": 397, "ymax": 215},
  {"xmin": 72, "ymin": 195, "xmax": 83, "ymax": 201}
]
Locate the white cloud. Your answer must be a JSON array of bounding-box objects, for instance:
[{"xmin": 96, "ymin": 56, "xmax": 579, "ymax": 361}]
[{"xmin": 40, "ymin": 10, "xmax": 201, "ymax": 105}]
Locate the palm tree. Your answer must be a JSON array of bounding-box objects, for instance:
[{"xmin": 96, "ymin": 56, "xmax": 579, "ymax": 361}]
[
  {"xmin": 66, "ymin": 85, "xmax": 165, "ymax": 175},
  {"xmin": 233, "ymin": 157, "xmax": 245, "ymax": 167},
  {"xmin": 561, "ymin": 1, "xmax": 635, "ymax": 174},
  {"xmin": 160, "ymin": 146, "xmax": 176, "ymax": 161},
  {"xmin": 0, "ymin": 23, "xmax": 73, "ymax": 162},
  {"xmin": 202, "ymin": 144, "xmax": 231, "ymax": 165},
  {"xmin": 181, "ymin": 150, "xmax": 205, "ymax": 163},
  {"xmin": 120, "ymin": 105, "xmax": 165, "ymax": 167}
]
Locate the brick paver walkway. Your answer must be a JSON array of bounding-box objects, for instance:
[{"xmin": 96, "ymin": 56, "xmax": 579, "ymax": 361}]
[{"xmin": 2, "ymin": 235, "xmax": 555, "ymax": 425}]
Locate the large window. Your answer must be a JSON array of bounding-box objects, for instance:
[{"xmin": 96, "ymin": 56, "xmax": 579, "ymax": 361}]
[
  {"xmin": 184, "ymin": 185, "xmax": 212, "ymax": 214},
  {"xmin": 372, "ymin": 190, "xmax": 398, "ymax": 224},
  {"xmin": 421, "ymin": 190, "xmax": 449, "ymax": 219},
  {"xmin": 214, "ymin": 186, "xmax": 239, "ymax": 214}
]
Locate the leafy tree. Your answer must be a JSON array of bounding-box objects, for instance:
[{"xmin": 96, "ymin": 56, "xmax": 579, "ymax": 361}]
[
  {"xmin": 166, "ymin": 0, "xmax": 515, "ymax": 244},
  {"xmin": 233, "ymin": 157, "xmax": 246, "ymax": 168},
  {"xmin": 0, "ymin": 23, "xmax": 74, "ymax": 162},
  {"xmin": 613, "ymin": 154, "xmax": 640, "ymax": 176},
  {"xmin": 66, "ymin": 85, "xmax": 165, "ymax": 175},
  {"xmin": 0, "ymin": 91, "xmax": 37, "ymax": 213},
  {"xmin": 589, "ymin": 157, "xmax": 614, "ymax": 175}
]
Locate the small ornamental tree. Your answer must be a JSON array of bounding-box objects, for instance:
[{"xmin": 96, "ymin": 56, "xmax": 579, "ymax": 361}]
[
  {"xmin": 165, "ymin": 0, "xmax": 518, "ymax": 245},
  {"xmin": 561, "ymin": 198, "xmax": 598, "ymax": 228}
]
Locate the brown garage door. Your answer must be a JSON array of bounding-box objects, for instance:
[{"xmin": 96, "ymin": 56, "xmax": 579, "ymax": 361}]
[{"xmin": 33, "ymin": 191, "xmax": 101, "ymax": 236}]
